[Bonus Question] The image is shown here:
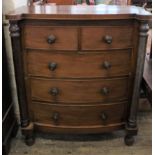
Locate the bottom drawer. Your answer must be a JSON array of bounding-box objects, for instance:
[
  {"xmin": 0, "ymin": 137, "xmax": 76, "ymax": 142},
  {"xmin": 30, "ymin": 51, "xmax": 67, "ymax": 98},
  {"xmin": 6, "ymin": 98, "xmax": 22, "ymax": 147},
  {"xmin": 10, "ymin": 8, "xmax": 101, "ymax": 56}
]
[{"xmin": 32, "ymin": 102, "xmax": 127, "ymax": 127}]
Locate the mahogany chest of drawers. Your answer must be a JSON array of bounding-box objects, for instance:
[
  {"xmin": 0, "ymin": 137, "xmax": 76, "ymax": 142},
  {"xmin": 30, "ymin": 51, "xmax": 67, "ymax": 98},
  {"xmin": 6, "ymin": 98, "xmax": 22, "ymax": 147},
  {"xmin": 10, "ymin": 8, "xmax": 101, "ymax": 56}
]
[{"xmin": 6, "ymin": 5, "xmax": 151, "ymax": 146}]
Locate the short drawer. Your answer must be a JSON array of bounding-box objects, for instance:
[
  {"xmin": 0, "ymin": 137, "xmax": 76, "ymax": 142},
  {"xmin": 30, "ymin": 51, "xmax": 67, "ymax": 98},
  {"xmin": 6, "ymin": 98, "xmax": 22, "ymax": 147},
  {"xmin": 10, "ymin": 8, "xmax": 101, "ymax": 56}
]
[
  {"xmin": 30, "ymin": 78, "xmax": 129, "ymax": 103},
  {"xmin": 26, "ymin": 49, "xmax": 131, "ymax": 78},
  {"xmin": 81, "ymin": 26, "xmax": 133, "ymax": 50},
  {"xmin": 33, "ymin": 101, "xmax": 126, "ymax": 126},
  {"xmin": 23, "ymin": 26, "xmax": 78, "ymax": 50}
]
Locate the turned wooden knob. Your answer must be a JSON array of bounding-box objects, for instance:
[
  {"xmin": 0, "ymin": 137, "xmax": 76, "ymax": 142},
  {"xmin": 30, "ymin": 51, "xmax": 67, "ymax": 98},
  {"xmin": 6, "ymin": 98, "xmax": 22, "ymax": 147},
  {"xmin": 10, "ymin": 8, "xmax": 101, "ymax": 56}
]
[
  {"xmin": 101, "ymin": 112, "xmax": 107, "ymax": 121},
  {"xmin": 49, "ymin": 88, "xmax": 59, "ymax": 96},
  {"xmin": 104, "ymin": 35, "xmax": 112, "ymax": 44},
  {"xmin": 101, "ymin": 87, "xmax": 109, "ymax": 95},
  {"xmin": 52, "ymin": 112, "xmax": 59, "ymax": 123},
  {"xmin": 47, "ymin": 35, "xmax": 56, "ymax": 44},
  {"xmin": 48, "ymin": 62, "xmax": 57, "ymax": 71},
  {"xmin": 103, "ymin": 61, "xmax": 111, "ymax": 69}
]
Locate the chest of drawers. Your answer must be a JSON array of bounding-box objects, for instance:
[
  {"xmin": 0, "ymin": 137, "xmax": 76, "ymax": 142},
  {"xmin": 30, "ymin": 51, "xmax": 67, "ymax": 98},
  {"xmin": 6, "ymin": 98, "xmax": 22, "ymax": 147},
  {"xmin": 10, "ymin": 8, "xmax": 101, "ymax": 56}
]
[{"xmin": 6, "ymin": 5, "xmax": 151, "ymax": 146}]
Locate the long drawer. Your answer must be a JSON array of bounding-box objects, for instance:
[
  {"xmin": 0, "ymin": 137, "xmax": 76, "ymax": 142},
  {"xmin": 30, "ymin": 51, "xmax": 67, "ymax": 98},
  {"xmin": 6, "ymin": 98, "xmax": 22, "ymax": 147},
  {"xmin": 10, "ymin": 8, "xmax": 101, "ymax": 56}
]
[
  {"xmin": 23, "ymin": 26, "xmax": 78, "ymax": 50},
  {"xmin": 30, "ymin": 77, "xmax": 129, "ymax": 103},
  {"xmin": 81, "ymin": 26, "xmax": 133, "ymax": 50},
  {"xmin": 26, "ymin": 49, "xmax": 131, "ymax": 78},
  {"xmin": 32, "ymin": 101, "xmax": 126, "ymax": 127}
]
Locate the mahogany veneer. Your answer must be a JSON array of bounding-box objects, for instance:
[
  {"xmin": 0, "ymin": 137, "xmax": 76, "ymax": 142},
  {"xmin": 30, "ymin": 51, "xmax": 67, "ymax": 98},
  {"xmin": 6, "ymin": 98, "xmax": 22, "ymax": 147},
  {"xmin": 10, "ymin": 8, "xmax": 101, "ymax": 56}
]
[
  {"xmin": 26, "ymin": 50, "xmax": 131, "ymax": 78},
  {"xmin": 6, "ymin": 5, "xmax": 151, "ymax": 146}
]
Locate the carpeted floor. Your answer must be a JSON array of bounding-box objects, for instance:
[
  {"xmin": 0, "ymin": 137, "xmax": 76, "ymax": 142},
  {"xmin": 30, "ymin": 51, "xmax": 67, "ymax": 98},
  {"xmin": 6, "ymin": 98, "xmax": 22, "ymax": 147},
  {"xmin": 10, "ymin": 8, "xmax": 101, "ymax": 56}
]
[{"xmin": 9, "ymin": 99, "xmax": 152, "ymax": 155}]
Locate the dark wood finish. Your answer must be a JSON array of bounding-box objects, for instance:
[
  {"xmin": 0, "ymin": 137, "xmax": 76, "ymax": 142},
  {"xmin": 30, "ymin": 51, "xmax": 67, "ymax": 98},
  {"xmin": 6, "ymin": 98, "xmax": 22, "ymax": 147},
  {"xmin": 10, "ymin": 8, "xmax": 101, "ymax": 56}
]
[
  {"xmin": 2, "ymin": 26, "xmax": 18, "ymax": 155},
  {"xmin": 31, "ymin": 0, "xmax": 132, "ymax": 5},
  {"xmin": 6, "ymin": 5, "xmax": 151, "ymax": 21},
  {"xmin": 6, "ymin": 5, "xmax": 151, "ymax": 146},
  {"xmin": 9, "ymin": 21, "xmax": 35, "ymax": 145},
  {"xmin": 32, "ymin": 101, "xmax": 126, "ymax": 127},
  {"xmin": 31, "ymin": 77, "xmax": 129, "ymax": 103},
  {"xmin": 126, "ymin": 22, "xmax": 149, "ymax": 142},
  {"xmin": 23, "ymin": 26, "xmax": 78, "ymax": 50},
  {"xmin": 26, "ymin": 49, "xmax": 132, "ymax": 78},
  {"xmin": 34, "ymin": 122, "xmax": 125, "ymax": 134},
  {"xmin": 81, "ymin": 26, "xmax": 133, "ymax": 50},
  {"xmin": 9, "ymin": 21, "xmax": 30, "ymax": 127},
  {"xmin": 124, "ymin": 135, "xmax": 134, "ymax": 146},
  {"xmin": 46, "ymin": 0, "xmax": 74, "ymax": 5},
  {"xmin": 31, "ymin": 0, "xmax": 74, "ymax": 5}
]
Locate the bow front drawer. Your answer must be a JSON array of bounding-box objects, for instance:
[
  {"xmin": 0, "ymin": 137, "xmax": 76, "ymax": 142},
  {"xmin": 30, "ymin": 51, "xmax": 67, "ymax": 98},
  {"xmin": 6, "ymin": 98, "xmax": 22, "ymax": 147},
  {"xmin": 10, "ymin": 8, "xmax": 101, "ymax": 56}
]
[
  {"xmin": 33, "ymin": 102, "xmax": 126, "ymax": 127},
  {"xmin": 30, "ymin": 78, "xmax": 129, "ymax": 103},
  {"xmin": 23, "ymin": 26, "xmax": 78, "ymax": 50},
  {"xmin": 26, "ymin": 49, "xmax": 131, "ymax": 78},
  {"xmin": 81, "ymin": 26, "xmax": 133, "ymax": 50}
]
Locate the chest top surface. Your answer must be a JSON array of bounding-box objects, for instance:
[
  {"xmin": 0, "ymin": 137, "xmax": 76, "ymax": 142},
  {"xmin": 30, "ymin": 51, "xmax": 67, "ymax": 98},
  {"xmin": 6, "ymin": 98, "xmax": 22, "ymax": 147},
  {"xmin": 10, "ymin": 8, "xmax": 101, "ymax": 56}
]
[{"xmin": 6, "ymin": 5, "xmax": 151, "ymax": 21}]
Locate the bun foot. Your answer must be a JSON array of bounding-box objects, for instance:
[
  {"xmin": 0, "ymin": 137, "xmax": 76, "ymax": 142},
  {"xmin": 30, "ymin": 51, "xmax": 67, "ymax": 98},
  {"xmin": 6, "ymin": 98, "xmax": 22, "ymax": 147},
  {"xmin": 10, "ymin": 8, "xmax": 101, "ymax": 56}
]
[
  {"xmin": 124, "ymin": 135, "xmax": 134, "ymax": 146},
  {"xmin": 25, "ymin": 136, "xmax": 35, "ymax": 146}
]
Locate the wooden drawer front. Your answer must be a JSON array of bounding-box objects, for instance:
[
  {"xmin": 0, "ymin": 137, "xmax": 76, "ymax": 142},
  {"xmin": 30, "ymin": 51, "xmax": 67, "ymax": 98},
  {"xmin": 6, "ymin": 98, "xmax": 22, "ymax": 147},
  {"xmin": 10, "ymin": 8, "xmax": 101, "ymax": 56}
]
[
  {"xmin": 33, "ymin": 102, "xmax": 126, "ymax": 126},
  {"xmin": 81, "ymin": 27, "xmax": 133, "ymax": 50},
  {"xmin": 23, "ymin": 26, "xmax": 78, "ymax": 50},
  {"xmin": 27, "ymin": 49, "xmax": 131, "ymax": 78},
  {"xmin": 31, "ymin": 78, "xmax": 129, "ymax": 103}
]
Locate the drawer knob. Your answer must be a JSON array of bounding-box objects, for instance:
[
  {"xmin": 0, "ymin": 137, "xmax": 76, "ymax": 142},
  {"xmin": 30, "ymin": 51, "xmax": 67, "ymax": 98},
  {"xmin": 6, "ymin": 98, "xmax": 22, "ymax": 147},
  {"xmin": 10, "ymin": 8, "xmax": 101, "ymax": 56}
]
[
  {"xmin": 47, "ymin": 35, "xmax": 56, "ymax": 44},
  {"xmin": 104, "ymin": 35, "xmax": 112, "ymax": 44},
  {"xmin": 101, "ymin": 87, "xmax": 109, "ymax": 95},
  {"xmin": 48, "ymin": 62, "xmax": 57, "ymax": 71},
  {"xmin": 101, "ymin": 112, "xmax": 107, "ymax": 121},
  {"xmin": 103, "ymin": 61, "xmax": 111, "ymax": 69},
  {"xmin": 50, "ymin": 88, "xmax": 59, "ymax": 96},
  {"xmin": 52, "ymin": 112, "xmax": 59, "ymax": 123}
]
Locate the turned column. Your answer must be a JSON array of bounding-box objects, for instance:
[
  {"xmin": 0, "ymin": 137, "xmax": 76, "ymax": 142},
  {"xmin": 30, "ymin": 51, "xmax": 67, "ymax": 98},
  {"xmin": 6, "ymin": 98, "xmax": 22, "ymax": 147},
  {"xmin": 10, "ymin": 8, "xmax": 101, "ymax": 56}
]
[
  {"xmin": 125, "ymin": 21, "xmax": 149, "ymax": 146},
  {"xmin": 9, "ymin": 20, "xmax": 35, "ymax": 146},
  {"xmin": 9, "ymin": 20, "xmax": 30, "ymax": 128}
]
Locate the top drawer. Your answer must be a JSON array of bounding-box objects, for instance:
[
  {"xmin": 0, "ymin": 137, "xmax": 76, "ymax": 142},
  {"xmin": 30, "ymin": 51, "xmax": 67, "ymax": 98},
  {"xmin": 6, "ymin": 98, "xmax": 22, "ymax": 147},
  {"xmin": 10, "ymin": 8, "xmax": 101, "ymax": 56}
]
[
  {"xmin": 81, "ymin": 26, "xmax": 133, "ymax": 50},
  {"xmin": 23, "ymin": 26, "xmax": 78, "ymax": 50}
]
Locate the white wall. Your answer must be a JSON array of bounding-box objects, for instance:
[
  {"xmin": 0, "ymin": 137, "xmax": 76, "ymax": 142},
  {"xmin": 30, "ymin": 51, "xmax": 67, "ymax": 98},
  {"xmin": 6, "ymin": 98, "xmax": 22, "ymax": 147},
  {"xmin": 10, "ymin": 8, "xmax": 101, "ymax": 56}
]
[
  {"xmin": 13, "ymin": 0, "xmax": 28, "ymax": 9},
  {"xmin": 3, "ymin": 0, "xmax": 27, "ymax": 14}
]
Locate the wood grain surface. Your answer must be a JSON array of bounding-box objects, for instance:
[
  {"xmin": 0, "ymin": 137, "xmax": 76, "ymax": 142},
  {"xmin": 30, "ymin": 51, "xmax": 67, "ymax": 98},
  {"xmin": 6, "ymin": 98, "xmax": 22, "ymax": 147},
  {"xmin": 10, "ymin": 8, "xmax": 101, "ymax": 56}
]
[
  {"xmin": 26, "ymin": 49, "xmax": 132, "ymax": 78},
  {"xmin": 32, "ymin": 101, "xmax": 126, "ymax": 127},
  {"xmin": 81, "ymin": 26, "xmax": 133, "ymax": 50},
  {"xmin": 30, "ymin": 77, "xmax": 129, "ymax": 103},
  {"xmin": 6, "ymin": 5, "xmax": 151, "ymax": 21},
  {"xmin": 23, "ymin": 26, "xmax": 78, "ymax": 50}
]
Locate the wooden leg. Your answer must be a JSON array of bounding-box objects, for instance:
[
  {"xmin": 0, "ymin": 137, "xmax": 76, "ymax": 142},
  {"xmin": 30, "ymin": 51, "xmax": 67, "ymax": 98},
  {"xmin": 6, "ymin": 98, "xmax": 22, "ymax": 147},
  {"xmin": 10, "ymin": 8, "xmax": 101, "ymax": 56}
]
[
  {"xmin": 21, "ymin": 122, "xmax": 35, "ymax": 146},
  {"xmin": 25, "ymin": 134, "xmax": 35, "ymax": 146},
  {"xmin": 125, "ymin": 122, "xmax": 138, "ymax": 146},
  {"xmin": 126, "ymin": 22, "xmax": 149, "ymax": 146},
  {"xmin": 124, "ymin": 135, "xmax": 135, "ymax": 146}
]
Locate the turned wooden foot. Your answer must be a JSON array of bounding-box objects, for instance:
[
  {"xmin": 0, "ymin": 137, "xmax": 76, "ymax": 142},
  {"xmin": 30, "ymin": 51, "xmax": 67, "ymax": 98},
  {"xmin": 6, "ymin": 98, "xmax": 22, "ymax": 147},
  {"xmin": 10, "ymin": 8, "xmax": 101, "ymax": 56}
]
[
  {"xmin": 25, "ymin": 135, "xmax": 35, "ymax": 146},
  {"xmin": 22, "ymin": 122, "xmax": 35, "ymax": 146},
  {"xmin": 124, "ymin": 135, "xmax": 135, "ymax": 146}
]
